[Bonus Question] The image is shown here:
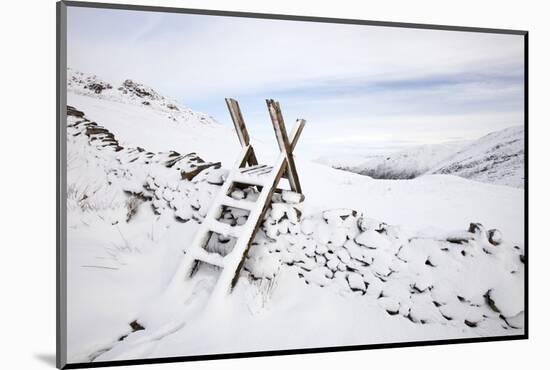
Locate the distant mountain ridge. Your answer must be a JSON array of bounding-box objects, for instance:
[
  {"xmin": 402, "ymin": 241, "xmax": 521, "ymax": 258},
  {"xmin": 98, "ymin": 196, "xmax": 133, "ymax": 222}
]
[
  {"xmin": 319, "ymin": 126, "xmax": 524, "ymax": 188},
  {"xmin": 321, "ymin": 141, "xmax": 467, "ymax": 180}
]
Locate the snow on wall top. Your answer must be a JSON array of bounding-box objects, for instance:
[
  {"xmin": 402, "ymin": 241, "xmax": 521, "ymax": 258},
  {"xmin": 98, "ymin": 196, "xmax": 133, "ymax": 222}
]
[{"xmin": 66, "ymin": 104, "xmax": 225, "ymax": 221}]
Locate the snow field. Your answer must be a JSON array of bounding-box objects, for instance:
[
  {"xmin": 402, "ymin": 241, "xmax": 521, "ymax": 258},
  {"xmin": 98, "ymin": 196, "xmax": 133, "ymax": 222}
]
[{"xmin": 65, "ymin": 70, "xmax": 525, "ymax": 363}]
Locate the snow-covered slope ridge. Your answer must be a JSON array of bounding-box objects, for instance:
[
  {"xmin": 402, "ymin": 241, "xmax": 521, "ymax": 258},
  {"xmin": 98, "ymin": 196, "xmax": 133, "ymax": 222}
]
[
  {"xmin": 67, "ymin": 69, "xmax": 240, "ymax": 166},
  {"xmin": 68, "ymin": 69, "xmax": 217, "ymax": 126},
  {"xmin": 429, "ymin": 126, "xmax": 524, "ymax": 188}
]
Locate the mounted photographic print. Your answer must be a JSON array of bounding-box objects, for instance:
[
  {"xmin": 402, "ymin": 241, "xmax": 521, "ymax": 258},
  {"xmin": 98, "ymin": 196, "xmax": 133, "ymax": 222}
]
[{"xmin": 56, "ymin": 1, "xmax": 528, "ymax": 368}]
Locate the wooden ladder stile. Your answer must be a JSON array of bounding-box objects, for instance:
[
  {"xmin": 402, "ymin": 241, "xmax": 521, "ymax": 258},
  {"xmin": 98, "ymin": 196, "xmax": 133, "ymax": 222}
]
[{"xmin": 170, "ymin": 98, "xmax": 306, "ymax": 306}]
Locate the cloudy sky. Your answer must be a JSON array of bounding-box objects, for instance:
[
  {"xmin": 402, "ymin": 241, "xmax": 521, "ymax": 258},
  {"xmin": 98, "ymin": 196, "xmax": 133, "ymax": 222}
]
[{"xmin": 67, "ymin": 6, "xmax": 525, "ymax": 160}]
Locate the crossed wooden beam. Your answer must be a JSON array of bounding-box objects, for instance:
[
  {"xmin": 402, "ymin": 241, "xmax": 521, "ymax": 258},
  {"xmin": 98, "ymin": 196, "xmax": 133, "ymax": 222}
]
[{"xmin": 225, "ymin": 98, "xmax": 306, "ymax": 194}]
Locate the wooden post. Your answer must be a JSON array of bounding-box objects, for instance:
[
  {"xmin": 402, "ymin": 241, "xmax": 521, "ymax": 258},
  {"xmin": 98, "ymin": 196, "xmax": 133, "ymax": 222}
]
[
  {"xmin": 266, "ymin": 99, "xmax": 303, "ymax": 194},
  {"xmin": 290, "ymin": 119, "xmax": 306, "ymax": 152},
  {"xmin": 225, "ymin": 98, "xmax": 258, "ymax": 166}
]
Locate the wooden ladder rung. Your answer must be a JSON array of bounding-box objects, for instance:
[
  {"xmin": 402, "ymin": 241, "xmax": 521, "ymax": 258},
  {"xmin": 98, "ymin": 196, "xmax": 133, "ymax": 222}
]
[
  {"xmin": 209, "ymin": 219, "xmax": 242, "ymax": 238},
  {"xmin": 251, "ymin": 167, "xmax": 273, "ymax": 175},
  {"xmin": 221, "ymin": 195, "xmax": 256, "ymax": 212},
  {"xmin": 232, "ymin": 173, "xmax": 269, "ymax": 187},
  {"xmin": 194, "ymin": 249, "xmax": 225, "ymax": 268},
  {"xmin": 240, "ymin": 164, "xmax": 268, "ymax": 173},
  {"xmin": 240, "ymin": 165, "xmax": 274, "ymax": 176}
]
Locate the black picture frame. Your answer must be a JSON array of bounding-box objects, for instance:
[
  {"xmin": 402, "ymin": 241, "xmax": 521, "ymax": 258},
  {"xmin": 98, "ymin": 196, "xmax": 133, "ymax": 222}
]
[{"xmin": 56, "ymin": 1, "xmax": 529, "ymax": 368}]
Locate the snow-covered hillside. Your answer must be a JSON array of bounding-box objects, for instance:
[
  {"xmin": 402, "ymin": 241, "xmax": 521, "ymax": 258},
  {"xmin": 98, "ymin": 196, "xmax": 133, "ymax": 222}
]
[
  {"xmin": 67, "ymin": 69, "xmax": 240, "ymax": 165},
  {"xmin": 318, "ymin": 126, "xmax": 524, "ymax": 188},
  {"xmin": 429, "ymin": 126, "xmax": 524, "ymax": 188},
  {"xmin": 65, "ymin": 70, "xmax": 525, "ymax": 365}
]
